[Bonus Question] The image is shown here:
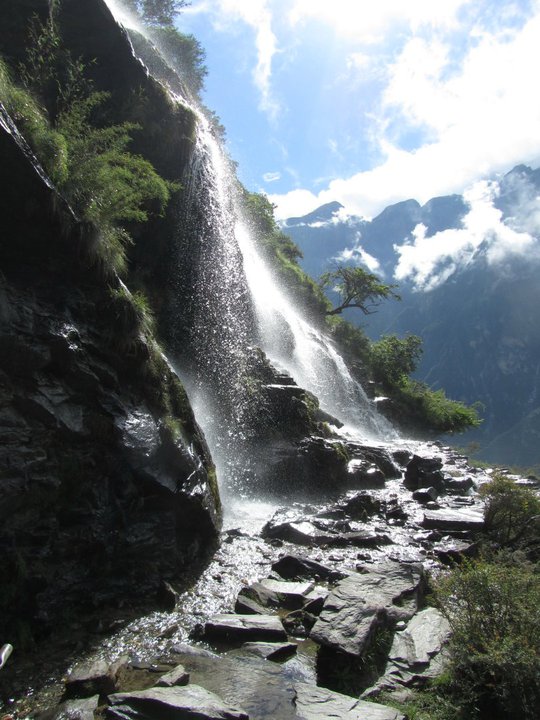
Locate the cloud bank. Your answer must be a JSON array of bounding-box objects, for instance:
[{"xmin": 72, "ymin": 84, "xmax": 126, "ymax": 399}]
[
  {"xmin": 269, "ymin": 2, "xmax": 540, "ymax": 219},
  {"xmin": 393, "ymin": 178, "xmax": 540, "ymax": 291}
]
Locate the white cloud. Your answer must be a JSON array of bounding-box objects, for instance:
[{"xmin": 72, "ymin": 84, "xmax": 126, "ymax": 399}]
[
  {"xmin": 271, "ymin": 7, "xmax": 540, "ymax": 220},
  {"xmin": 288, "ymin": 0, "xmax": 471, "ymax": 40},
  {"xmin": 334, "ymin": 239, "xmax": 383, "ymax": 274},
  {"xmin": 393, "ymin": 180, "xmax": 539, "ymax": 291},
  {"xmin": 263, "ymin": 171, "xmax": 281, "ymax": 182},
  {"xmin": 189, "ymin": 0, "xmax": 280, "ymax": 118}
]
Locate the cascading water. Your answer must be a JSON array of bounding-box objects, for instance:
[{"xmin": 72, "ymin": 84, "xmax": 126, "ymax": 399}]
[
  {"xmin": 234, "ymin": 223, "xmax": 396, "ymax": 440},
  {"xmin": 105, "ymin": 0, "xmax": 396, "ymax": 505}
]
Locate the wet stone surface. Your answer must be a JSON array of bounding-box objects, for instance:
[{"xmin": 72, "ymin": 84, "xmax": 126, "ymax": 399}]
[{"xmin": 1, "ymin": 440, "xmax": 501, "ymax": 720}]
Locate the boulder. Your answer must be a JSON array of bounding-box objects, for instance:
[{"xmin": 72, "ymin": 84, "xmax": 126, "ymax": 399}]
[
  {"xmin": 107, "ymin": 685, "xmax": 248, "ymax": 720},
  {"xmin": 236, "ymin": 579, "xmax": 315, "ymax": 611},
  {"xmin": 236, "ymin": 642, "xmax": 298, "ymax": 662},
  {"xmin": 155, "ymin": 664, "xmax": 190, "ymax": 688},
  {"xmin": 50, "ymin": 696, "xmax": 100, "ymax": 720},
  {"xmin": 421, "ymin": 508, "xmax": 484, "ymax": 533},
  {"xmin": 272, "ymin": 554, "xmax": 347, "ymax": 583},
  {"xmin": 159, "ymin": 651, "xmax": 299, "ymax": 719},
  {"xmin": 404, "ymin": 455, "xmax": 445, "ymax": 492},
  {"xmin": 261, "ymin": 520, "xmax": 336, "ymax": 546},
  {"xmin": 310, "ymin": 563, "xmax": 426, "ymax": 658},
  {"xmin": 65, "ymin": 659, "xmax": 117, "ymax": 699},
  {"xmin": 294, "ymin": 682, "xmax": 405, "ymax": 720},
  {"xmin": 346, "ymin": 460, "xmax": 386, "ymax": 489},
  {"xmin": 363, "ymin": 608, "xmax": 451, "ymax": 697},
  {"xmin": 339, "ymin": 493, "xmax": 382, "ymax": 520},
  {"xmin": 203, "ymin": 614, "xmax": 287, "ymax": 644},
  {"xmin": 412, "ymin": 487, "xmax": 439, "ymax": 504}
]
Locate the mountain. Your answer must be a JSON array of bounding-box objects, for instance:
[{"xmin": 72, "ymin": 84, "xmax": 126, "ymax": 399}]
[{"xmin": 283, "ymin": 166, "xmax": 540, "ymax": 469}]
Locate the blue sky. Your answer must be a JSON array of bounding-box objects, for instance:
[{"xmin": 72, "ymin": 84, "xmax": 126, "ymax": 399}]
[{"xmin": 119, "ymin": 0, "xmax": 540, "ymax": 221}]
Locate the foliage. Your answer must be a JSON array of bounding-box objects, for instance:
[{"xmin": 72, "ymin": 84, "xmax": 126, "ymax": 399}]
[
  {"xmin": 433, "ymin": 557, "xmax": 540, "ymax": 719},
  {"xmin": 18, "ymin": 11, "xmax": 91, "ymax": 120},
  {"xmin": 320, "ymin": 265, "xmax": 400, "ymax": 316},
  {"xmin": 0, "ymin": 57, "xmax": 68, "ymax": 183},
  {"xmin": 394, "ymin": 380, "xmax": 481, "ymax": 434},
  {"xmin": 148, "ymin": 26, "xmax": 207, "ymax": 96},
  {"xmin": 370, "ymin": 333, "xmax": 423, "ymax": 387},
  {"xmin": 326, "ymin": 315, "xmax": 371, "ymax": 370},
  {"xmin": 479, "ymin": 473, "xmax": 540, "ymax": 548},
  {"xmin": 54, "ymin": 91, "xmax": 177, "ymax": 275},
  {"xmin": 123, "ymin": 0, "xmax": 188, "ymax": 26}
]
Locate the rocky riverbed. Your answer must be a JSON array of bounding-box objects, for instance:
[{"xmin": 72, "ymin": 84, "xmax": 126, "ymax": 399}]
[{"xmin": 0, "ymin": 437, "xmax": 516, "ymax": 719}]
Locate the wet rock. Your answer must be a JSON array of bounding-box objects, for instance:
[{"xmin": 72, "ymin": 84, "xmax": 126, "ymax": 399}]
[
  {"xmin": 156, "ymin": 581, "xmax": 180, "ymax": 611},
  {"xmin": 50, "ymin": 696, "xmax": 100, "ymax": 720},
  {"xmin": 404, "ymin": 455, "xmax": 445, "ymax": 492},
  {"xmin": 421, "ymin": 508, "xmax": 484, "ymax": 533},
  {"xmin": 163, "ymin": 651, "xmax": 299, "ymax": 719},
  {"xmin": 65, "ymin": 659, "xmax": 117, "ymax": 698},
  {"xmin": 203, "ymin": 614, "xmax": 288, "ymax": 644},
  {"xmin": 444, "ymin": 477, "xmax": 475, "ymax": 494},
  {"xmin": 294, "ymin": 682, "xmax": 405, "ymax": 720},
  {"xmin": 334, "ymin": 531, "xmax": 392, "ymax": 548},
  {"xmin": 236, "ymin": 579, "xmax": 315, "ymax": 612},
  {"xmin": 310, "ymin": 563, "xmax": 426, "ymax": 658},
  {"xmin": 348, "ymin": 445, "xmax": 403, "ymax": 480},
  {"xmin": 107, "ymin": 685, "xmax": 248, "ymax": 720},
  {"xmin": 346, "ymin": 460, "xmax": 386, "ymax": 489},
  {"xmin": 434, "ymin": 540, "xmax": 479, "ymax": 565},
  {"xmin": 282, "ymin": 608, "xmax": 318, "ymax": 637},
  {"xmin": 364, "ymin": 608, "xmax": 451, "ymax": 697},
  {"xmin": 155, "ymin": 664, "xmax": 190, "ymax": 687},
  {"xmin": 384, "ymin": 498, "xmax": 408, "ymax": 524},
  {"xmin": 234, "ymin": 595, "xmax": 268, "ymax": 615},
  {"xmin": 392, "ymin": 449, "xmax": 413, "ymax": 467},
  {"xmin": 412, "ymin": 487, "xmax": 439, "ymax": 504},
  {"xmin": 339, "ymin": 492, "xmax": 382, "ymax": 520},
  {"xmin": 272, "ymin": 554, "xmax": 347, "ymax": 583},
  {"xmin": 261, "ymin": 520, "xmax": 336, "ymax": 546},
  {"xmin": 237, "ymin": 642, "xmax": 298, "ymax": 662}
]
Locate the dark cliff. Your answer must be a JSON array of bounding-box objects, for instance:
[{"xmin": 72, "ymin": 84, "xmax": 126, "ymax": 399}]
[{"xmin": 0, "ymin": 0, "xmax": 221, "ymax": 643}]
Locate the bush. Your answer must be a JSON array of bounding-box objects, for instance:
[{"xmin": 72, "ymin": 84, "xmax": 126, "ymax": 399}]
[
  {"xmin": 0, "ymin": 57, "xmax": 68, "ymax": 183},
  {"xmin": 479, "ymin": 474, "xmax": 540, "ymax": 548},
  {"xmin": 434, "ymin": 558, "xmax": 540, "ymax": 719}
]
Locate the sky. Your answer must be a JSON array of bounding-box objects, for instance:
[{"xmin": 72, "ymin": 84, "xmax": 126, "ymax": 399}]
[{"xmin": 172, "ymin": 0, "xmax": 540, "ymax": 221}]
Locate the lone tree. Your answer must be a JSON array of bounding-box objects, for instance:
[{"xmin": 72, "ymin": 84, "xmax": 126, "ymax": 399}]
[{"xmin": 320, "ymin": 266, "xmax": 400, "ymax": 316}]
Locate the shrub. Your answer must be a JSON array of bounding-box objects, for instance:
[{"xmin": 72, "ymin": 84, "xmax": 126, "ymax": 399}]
[
  {"xmin": 0, "ymin": 57, "xmax": 68, "ymax": 183},
  {"xmin": 435, "ymin": 558, "xmax": 540, "ymax": 719},
  {"xmin": 479, "ymin": 473, "xmax": 540, "ymax": 548}
]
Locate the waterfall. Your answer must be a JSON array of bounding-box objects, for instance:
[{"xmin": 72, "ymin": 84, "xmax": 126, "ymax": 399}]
[
  {"xmin": 104, "ymin": 0, "xmax": 396, "ymax": 501},
  {"xmin": 235, "ymin": 223, "xmax": 396, "ymax": 440}
]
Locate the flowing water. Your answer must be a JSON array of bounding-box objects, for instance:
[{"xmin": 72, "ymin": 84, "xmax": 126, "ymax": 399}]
[{"xmin": 104, "ymin": 0, "xmax": 396, "ymax": 504}]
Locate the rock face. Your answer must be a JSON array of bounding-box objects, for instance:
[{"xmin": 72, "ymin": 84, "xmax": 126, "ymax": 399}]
[
  {"xmin": 364, "ymin": 608, "xmax": 451, "ymax": 697},
  {"xmin": 0, "ymin": 1, "xmax": 221, "ymax": 641},
  {"xmin": 107, "ymin": 686, "xmax": 249, "ymax": 720},
  {"xmin": 310, "ymin": 563, "xmax": 426, "ymax": 658}
]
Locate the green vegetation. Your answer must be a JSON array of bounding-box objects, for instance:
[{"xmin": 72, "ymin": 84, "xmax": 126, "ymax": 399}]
[
  {"xmin": 320, "ymin": 265, "xmax": 400, "ymax": 316},
  {"xmin": 480, "ymin": 473, "xmax": 540, "ymax": 549},
  {"xmin": 369, "ymin": 333, "xmax": 481, "ymax": 434},
  {"xmin": 123, "ymin": 0, "xmax": 188, "ymax": 27},
  {"xmin": 379, "ymin": 476, "xmax": 540, "ymax": 720},
  {"xmin": 121, "ymin": 0, "xmax": 207, "ymax": 99},
  {"xmin": 239, "ymin": 189, "xmax": 480, "ymax": 435},
  {"xmin": 0, "ymin": 11, "xmax": 178, "ymax": 277}
]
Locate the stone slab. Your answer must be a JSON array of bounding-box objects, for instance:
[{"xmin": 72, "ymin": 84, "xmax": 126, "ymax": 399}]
[
  {"xmin": 203, "ymin": 614, "xmax": 287, "ymax": 644},
  {"xmin": 107, "ymin": 685, "xmax": 248, "ymax": 720}
]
